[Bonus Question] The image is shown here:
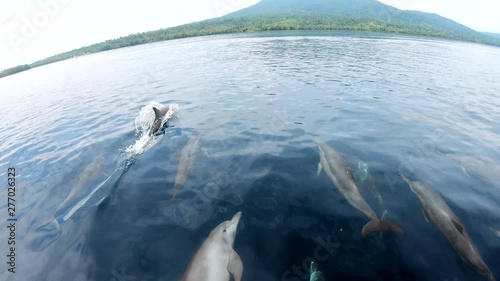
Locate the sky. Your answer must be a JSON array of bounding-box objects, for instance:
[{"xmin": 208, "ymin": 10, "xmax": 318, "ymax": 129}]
[{"xmin": 0, "ymin": 0, "xmax": 499, "ymax": 71}]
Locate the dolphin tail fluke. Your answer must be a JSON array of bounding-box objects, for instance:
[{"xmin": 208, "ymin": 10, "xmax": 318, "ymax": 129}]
[{"xmin": 362, "ymin": 219, "xmax": 403, "ymax": 237}]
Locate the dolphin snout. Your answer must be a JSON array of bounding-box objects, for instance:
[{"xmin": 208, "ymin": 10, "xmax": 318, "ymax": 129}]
[{"xmin": 231, "ymin": 211, "xmax": 242, "ymax": 224}]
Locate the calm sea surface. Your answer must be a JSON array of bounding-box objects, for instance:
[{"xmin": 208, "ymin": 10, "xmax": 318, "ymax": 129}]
[{"xmin": 0, "ymin": 31, "xmax": 499, "ymax": 281}]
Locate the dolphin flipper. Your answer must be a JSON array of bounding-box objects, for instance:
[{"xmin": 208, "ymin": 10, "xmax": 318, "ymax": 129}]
[
  {"xmin": 362, "ymin": 219, "xmax": 403, "ymax": 237},
  {"xmin": 228, "ymin": 249, "xmax": 243, "ymax": 281},
  {"xmin": 317, "ymin": 163, "xmax": 323, "ymax": 176}
]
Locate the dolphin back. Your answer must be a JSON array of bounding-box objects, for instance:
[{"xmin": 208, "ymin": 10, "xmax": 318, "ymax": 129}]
[{"xmin": 171, "ymin": 135, "xmax": 202, "ymax": 200}]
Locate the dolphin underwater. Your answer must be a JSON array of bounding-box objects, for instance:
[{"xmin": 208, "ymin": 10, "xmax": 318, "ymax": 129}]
[
  {"xmin": 171, "ymin": 134, "xmax": 202, "ymax": 200},
  {"xmin": 181, "ymin": 212, "xmax": 243, "ymax": 281},
  {"xmin": 353, "ymin": 157, "xmax": 388, "ymax": 219},
  {"xmin": 315, "ymin": 139, "xmax": 403, "ymax": 236},
  {"xmin": 400, "ymin": 174, "xmax": 496, "ymax": 281},
  {"xmin": 446, "ymin": 153, "xmax": 500, "ymax": 183},
  {"xmin": 38, "ymin": 156, "xmax": 105, "ymax": 231},
  {"xmin": 148, "ymin": 106, "xmax": 172, "ymax": 136}
]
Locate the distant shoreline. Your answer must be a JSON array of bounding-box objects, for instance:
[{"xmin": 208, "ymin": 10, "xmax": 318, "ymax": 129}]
[{"xmin": 2, "ymin": 23, "xmax": 499, "ymax": 79}]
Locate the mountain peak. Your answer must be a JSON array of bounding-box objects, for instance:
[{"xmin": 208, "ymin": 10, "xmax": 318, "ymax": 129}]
[{"xmin": 228, "ymin": 0, "xmax": 396, "ymax": 17}]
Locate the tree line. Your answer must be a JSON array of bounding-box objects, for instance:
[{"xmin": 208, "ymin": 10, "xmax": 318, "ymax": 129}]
[{"xmin": 2, "ymin": 14, "xmax": 499, "ymax": 79}]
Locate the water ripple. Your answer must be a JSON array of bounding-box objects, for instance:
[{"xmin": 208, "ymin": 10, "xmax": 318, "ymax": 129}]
[{"xmin": 0, "ymin": 32, "xmax": 499, "ymax": 281}]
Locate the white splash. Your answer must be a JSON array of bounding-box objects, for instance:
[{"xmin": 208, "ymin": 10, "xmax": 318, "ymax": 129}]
[{"xmin": 125, "ymin": 102, "xmax": 179, "ymax": 156}]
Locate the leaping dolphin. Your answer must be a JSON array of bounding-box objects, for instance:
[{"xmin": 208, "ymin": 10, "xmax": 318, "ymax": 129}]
[
  {"xmin": 400, "ymin": 174, "xmax": 496, "ymax": 281},
  {"xmin": 181, "ymin": 212, "xmax": 243, "ymax": 281},
  {"xmin": 172, "ymin": 134, "xmax": 202, "ymax": 200},
  {"xmin": 148, "ymin": 106, "xmax": 171, "ymax": 136},
  {"xmin": 315, "ymin": 139, "xmax": 403, "ymax": 236}
]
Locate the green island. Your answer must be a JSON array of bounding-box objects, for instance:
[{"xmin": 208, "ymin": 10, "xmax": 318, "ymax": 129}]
[{"xmin": 2, "ymin": 0, "xmax": 500, "ymax": 78}]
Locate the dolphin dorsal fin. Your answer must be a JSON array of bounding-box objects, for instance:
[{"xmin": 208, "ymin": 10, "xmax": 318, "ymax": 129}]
[
  {"xmin": 152, "ymin": 107, "xmax": 161, "ymax": 118},
  {"xmin": 451, "ymin": 217, "xmax": 465, "ymax": 235}
]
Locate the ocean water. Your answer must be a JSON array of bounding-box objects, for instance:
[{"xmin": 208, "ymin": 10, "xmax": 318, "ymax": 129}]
[{"xmin": 0, "ymin": 31, "xmax": 499, "ymax": 281}]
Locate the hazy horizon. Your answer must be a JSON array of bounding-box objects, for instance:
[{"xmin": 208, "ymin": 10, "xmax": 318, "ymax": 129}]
[{"xmin": 1, "ymin": 0, "xmax": 499, "ymax": 71}]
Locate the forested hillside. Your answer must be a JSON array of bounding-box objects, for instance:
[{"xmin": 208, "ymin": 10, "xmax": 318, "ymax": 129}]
[{"xmin": 2, "ymin": 0, "xmax": 499, "ymax": 78}]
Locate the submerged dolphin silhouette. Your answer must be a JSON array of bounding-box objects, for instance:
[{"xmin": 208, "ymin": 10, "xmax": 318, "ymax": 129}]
[
  {"xmin": 446, "ymin": 153, "xmax": 500, "ymax": 183},
  {"xmin": 401, "ymin": 174, "xmax": 496, "ymax": 281},
  {"xmin": 38, "ymin": 156, "xmax": 105, "ymax": 231},
  {"xmin": 172, "ymin": 134, "xmax": 202, "ymax": 200},
  {"xmin": 315, "ymin": 139, "xmax": 403, "ymax": 236},
  {"xmin": 181, "ymin": 212, "xmax": 243, "ymax": 281}
]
